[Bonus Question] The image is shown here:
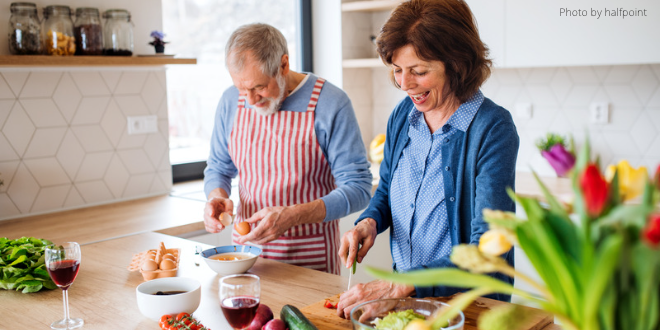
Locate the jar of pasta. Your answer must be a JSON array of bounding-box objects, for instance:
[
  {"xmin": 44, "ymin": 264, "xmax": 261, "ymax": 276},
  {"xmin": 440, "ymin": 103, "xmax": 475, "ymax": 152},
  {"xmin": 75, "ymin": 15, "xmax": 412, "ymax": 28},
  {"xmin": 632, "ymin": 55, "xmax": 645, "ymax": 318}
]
[
  {"xmin": 8, "ymin": 2, "xmax": 42, "ymax": 55},
  {"xmin": 42, "ymin": 5, "xmax": 75, "ymax": 56},
  {"xmin": 74, "ymin": 7, "xmax": 102, "ymax": 55},
  {"xmin": 102, "ymin": 9, "xmax": 133, "ymax": 56}
]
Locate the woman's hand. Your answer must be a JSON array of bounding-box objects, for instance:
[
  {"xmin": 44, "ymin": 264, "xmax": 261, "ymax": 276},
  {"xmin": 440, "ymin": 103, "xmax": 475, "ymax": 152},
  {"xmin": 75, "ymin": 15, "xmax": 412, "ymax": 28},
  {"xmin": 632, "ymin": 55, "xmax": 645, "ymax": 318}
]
[
  {"xmin": 336, "ymin": 280, "xmax": 415, "ymax": 319},
  {"xmin": 338, "ymin": 218, "xmax": 378, "ymax": 269},
  {"xmin": 203, "ymin": 189, "xmax": 233, "ymax": 233}
]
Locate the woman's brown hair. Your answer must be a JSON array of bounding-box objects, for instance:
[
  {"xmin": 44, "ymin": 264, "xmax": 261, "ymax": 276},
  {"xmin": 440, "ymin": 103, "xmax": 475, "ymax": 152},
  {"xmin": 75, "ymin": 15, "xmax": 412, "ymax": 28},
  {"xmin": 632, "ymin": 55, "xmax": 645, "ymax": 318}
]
[{"xmin": 376, "ymin": 0, "xmax": 491, "ymax": 103}]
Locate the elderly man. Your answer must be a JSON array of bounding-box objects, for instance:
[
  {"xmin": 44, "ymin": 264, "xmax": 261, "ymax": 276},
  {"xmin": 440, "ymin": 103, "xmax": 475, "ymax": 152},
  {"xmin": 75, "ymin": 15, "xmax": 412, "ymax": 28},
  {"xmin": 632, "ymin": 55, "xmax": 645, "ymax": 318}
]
[{"xmin": 203, "ymin": 23, "xmax": 372, "ymax": 274}]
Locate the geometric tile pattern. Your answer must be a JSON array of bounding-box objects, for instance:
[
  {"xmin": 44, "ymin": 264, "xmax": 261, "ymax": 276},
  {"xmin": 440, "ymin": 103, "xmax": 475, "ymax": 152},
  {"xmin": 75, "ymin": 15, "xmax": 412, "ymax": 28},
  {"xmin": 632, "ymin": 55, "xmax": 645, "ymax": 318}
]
[
  {"xmin": 363, "ymin": 63, "xmax": 660, "ymax": 177},
  {"xmin": 0, "ymin": 69, "xmax": 172, "ymax": 220}
]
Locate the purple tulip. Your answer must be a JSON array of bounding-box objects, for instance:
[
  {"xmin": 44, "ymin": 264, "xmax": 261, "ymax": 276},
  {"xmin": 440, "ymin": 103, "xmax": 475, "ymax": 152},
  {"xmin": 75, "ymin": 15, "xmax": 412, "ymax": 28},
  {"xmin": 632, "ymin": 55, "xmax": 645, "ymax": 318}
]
[{"xmin": 542, "ymin": 144, "xmax": 576, "ymax": 177}]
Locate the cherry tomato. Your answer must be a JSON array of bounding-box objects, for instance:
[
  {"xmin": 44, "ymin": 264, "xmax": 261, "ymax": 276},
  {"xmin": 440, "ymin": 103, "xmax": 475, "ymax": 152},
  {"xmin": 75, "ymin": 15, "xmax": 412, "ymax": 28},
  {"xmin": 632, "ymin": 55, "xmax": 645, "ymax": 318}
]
[
  {"xmin": 234, "ymin": 221, "xmax": 251, "ymax": 235},
  {"xmin": 189, "ymin": 324, "xmax": 200, "ymax": 330},
  {"xmin": 160, "ymin": 315, "xmax": 173, "ymax": 329},
  {"xmin": 176, "ymin": 312, "xmax": 190, "ymax": 321}
]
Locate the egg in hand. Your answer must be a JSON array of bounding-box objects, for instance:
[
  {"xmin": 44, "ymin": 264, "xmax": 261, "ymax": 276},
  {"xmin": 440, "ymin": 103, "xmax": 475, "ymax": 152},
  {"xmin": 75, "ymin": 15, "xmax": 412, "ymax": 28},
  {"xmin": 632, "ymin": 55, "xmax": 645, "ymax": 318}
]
[{"xmin": 234, "ymin": 221, "xmax": 251, "ymax": 235}]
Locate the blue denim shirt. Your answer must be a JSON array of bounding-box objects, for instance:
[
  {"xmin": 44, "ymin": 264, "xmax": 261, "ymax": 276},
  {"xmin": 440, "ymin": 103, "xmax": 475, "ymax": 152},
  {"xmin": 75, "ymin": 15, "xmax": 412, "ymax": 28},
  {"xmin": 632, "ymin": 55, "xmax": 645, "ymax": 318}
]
[
  {"xmin": 390, "ymin": 91, "xmax": 482, "ymax": 271},
  {"xmin": 358, "ymin": 93, "xmax": 519, "ymax": 302}
]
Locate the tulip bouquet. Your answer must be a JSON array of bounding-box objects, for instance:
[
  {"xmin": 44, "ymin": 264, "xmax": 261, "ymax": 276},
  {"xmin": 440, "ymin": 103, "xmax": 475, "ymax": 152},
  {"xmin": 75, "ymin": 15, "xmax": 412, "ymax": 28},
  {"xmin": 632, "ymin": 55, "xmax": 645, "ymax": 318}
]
[
  {"xmin": 368, "ymin": 139, "xmax": 660, "ymax": 330},
  {"xmin": 536, "ymin": 133, "xmax": 576, "ymax": 177}
]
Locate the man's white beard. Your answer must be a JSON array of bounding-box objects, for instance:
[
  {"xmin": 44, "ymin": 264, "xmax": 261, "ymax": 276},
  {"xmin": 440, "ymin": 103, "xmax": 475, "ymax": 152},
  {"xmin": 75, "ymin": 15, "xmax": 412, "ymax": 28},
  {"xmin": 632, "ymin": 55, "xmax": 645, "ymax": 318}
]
[{"xmin": 254, "ymin": 73, "xmax": 286, "ymax": 116}]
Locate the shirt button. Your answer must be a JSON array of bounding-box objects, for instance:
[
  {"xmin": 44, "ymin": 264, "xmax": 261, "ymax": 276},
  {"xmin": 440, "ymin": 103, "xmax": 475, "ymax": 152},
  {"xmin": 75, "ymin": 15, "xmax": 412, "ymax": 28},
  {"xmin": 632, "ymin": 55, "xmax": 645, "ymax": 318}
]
[
  {"xmin": 444, "ymin": 138, "xmax": 449, "ymax": 143},
  {"xmin": 410, "ymin": 203, "xmax": 414, "ymax": 208},
  {"xmin": 450, "ymin": 197, "xmax": 455, "ymax": 202},
  {"xmin": 445, "ymin": 166, "xmax": 450, "ymax": 171}
]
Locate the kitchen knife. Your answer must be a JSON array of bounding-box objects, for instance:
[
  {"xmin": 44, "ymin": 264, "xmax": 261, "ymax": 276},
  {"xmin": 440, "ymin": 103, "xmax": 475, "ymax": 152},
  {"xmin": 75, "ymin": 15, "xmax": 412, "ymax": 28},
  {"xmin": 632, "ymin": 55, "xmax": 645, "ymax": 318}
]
[{"xmin": 347, "ymin": 244, "xmax": 360, "ymax": 291}]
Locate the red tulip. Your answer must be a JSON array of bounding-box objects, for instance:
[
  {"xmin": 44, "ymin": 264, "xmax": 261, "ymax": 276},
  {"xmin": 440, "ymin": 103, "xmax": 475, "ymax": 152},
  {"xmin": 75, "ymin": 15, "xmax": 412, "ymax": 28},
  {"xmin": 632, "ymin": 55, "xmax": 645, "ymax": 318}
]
[
  {"xmin": 644, "ymin": 213, "xmax": 660, "ymax": 247},
  {"xmin": 580, "ymin": 164, "xmax": 609, "ymax": 218}
]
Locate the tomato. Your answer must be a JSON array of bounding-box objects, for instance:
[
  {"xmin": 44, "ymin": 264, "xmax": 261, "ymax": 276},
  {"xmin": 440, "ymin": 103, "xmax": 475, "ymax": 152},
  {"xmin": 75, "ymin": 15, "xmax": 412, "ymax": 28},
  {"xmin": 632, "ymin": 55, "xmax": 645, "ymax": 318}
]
[
  {"xmin": 160, "ymin": 315, "xmax": 173, "ymax": 329},
  {"xmin": 176, "ymin": 312, "xmax": 190, "ymax": 321},
  {"xmin": 189, "ymin": 324, "xmax": 200, "ymax": 330},
  {"xmin": 234, "ymin": 221, "xmax": 251, "ymax": 235}
]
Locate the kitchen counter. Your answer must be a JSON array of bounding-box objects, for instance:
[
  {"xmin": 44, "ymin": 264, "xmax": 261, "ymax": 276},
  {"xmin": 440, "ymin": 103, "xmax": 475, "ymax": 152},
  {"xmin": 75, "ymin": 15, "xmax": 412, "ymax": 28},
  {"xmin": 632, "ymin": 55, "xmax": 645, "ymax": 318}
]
[
  {"xmin": 0, "ymin": 231, "xmax": 557, "ymax": 329},
  {"xmin": 0, "ymin": 232, "xmax": 348, "ymax": 329},
  {"xmin": 0, "ymin": 195, "xmax": 206, "ymax": 244}
]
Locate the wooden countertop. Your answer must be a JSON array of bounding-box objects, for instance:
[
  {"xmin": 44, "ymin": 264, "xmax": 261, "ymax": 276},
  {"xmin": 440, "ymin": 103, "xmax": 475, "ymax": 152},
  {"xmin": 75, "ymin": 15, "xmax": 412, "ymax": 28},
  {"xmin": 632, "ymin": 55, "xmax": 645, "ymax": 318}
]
[
  {"xmin": 0, "ymin": 232, "xmax": 347, "ymax": 329},
  {"xmin": 0, "ymin": 195, "xmax": 205, "ymax": 244}
]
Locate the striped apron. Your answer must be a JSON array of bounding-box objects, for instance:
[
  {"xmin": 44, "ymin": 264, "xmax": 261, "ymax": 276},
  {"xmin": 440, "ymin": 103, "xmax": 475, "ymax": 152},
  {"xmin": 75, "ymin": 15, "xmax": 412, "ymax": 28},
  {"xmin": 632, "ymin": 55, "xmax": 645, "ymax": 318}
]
[{"xmin": 228, "ymin": 78, "xmax": 340, "ymax": 274}]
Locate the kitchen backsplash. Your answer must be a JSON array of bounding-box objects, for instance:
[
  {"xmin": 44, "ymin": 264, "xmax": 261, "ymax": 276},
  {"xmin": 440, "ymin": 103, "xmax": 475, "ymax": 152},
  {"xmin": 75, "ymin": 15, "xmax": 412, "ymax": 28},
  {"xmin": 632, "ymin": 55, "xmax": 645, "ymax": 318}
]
[
  {"xmin": 0, "ymin": 68, "xmax": 172, "ymax": 220},
  {"xmin": 347, "ymin": 63, "xmax": 660, "ymax": 177}
]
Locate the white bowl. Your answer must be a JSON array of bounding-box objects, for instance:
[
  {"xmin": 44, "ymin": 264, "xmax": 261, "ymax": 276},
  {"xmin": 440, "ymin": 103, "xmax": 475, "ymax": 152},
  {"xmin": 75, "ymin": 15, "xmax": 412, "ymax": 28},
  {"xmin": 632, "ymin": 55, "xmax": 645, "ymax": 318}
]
[
  {"xmin": 135, "ymin": 277, "xmax": 201, "ymax": 321},
  {"xmin": 201, "ymin": 245, "xmax": 261, "ymax": 276}
]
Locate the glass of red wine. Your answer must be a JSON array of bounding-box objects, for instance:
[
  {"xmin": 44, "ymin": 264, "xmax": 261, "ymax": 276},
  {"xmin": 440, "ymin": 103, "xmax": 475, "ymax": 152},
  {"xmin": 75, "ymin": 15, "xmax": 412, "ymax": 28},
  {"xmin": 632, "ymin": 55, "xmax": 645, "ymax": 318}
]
[
  {"xmin": 45, "ymin": 242, "xmax": 84, "ymax": 330},
  {"xmin": 219, "ymin": 274, "xmax": 261, "ymax": 329}
]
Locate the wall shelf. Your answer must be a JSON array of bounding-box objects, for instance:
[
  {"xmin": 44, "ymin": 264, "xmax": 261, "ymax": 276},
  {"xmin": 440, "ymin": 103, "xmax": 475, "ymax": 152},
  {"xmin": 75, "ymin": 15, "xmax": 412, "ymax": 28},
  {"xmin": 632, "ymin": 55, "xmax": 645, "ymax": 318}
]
[
  {"xmin": 341, "ymin": 0, "xmax": 399, "ymax": 12},
  {"xmin": 343, "ymin": 58, "xmax": 386, "ymax": 68},
  {"xmin": 0, "ymin": 55, "xmax": 197, "ymax": 66}
]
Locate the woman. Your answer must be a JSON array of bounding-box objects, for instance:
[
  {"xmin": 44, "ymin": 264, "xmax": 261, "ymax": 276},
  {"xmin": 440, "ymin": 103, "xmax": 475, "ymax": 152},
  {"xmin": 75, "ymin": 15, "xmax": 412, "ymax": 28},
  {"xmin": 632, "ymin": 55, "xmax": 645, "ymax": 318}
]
[{"xmin": 336, "ymin": 0, "xmax": 519, "ymax": 319}]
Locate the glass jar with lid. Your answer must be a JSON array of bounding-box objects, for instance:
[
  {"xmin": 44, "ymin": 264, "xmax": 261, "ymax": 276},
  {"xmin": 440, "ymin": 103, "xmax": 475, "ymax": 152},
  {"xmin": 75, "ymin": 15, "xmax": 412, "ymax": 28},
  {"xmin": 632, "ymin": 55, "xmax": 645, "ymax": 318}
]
[
  {"xmin": 102, "ymin": 9, "xmax": 133, "ymax": 56},
  {"xmin": 8, "ymin": 2, "xmax": 42, "ymax": 55},
  {"xmin": 74, "ymin": 7, "xmax": 102, "ymax": 55},
  {"xmin": 42, "ymin": 5, "xmax": 75, "ymax": 56}
]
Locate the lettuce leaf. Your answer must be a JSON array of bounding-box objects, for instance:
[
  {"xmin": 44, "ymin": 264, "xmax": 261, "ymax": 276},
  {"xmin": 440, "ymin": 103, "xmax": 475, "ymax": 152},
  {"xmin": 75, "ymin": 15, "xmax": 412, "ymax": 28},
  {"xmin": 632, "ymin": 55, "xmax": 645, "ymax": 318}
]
[{"xmin": 0, "ymin": 237, "xmax": 56, "ymax": 293}]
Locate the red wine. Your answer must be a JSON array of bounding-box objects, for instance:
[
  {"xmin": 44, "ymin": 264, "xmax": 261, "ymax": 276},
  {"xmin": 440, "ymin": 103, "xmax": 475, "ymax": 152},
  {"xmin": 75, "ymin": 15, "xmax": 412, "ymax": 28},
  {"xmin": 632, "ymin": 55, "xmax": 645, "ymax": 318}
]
[
  {"xmin": 221, "ymin": 296, "xmax": 259, "ymax": 328},
  {"xmin": 47, "ymin": 260, "xmax": 80, "ymax": 289}
]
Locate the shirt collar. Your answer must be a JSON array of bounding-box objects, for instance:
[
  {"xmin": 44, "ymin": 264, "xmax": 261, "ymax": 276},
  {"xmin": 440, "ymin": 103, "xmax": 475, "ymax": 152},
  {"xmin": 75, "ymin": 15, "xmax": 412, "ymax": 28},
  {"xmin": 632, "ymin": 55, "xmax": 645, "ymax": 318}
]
[{"xmin": 407, "ymin": 90, "xmax": 484, "ymax": 133}]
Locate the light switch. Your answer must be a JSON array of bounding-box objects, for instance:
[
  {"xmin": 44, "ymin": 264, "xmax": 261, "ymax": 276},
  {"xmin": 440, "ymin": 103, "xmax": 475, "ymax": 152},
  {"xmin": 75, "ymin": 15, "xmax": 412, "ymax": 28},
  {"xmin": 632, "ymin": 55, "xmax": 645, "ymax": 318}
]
[
  {"xmin": 589, "ymin": 102, "xmax": 609, "ymax": 124},
  {"xmin": 127, "ymin": 115, "xmax": 158, "ymax": 135},
  {"xmin": 515, "ymin": 103, "xmax": 533, "ymax": 119}
]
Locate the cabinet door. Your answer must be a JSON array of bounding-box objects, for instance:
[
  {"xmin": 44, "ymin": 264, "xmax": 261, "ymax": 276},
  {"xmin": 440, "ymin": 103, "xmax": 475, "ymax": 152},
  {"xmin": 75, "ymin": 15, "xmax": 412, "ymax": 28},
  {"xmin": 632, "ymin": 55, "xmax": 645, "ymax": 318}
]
[
  {"xmin": 466, "ymin": 0, "xmax": 506, "ymax": 68},
  {"xmin": 506, "ymin": 0, "xmax": 660, "ymax": 67}
]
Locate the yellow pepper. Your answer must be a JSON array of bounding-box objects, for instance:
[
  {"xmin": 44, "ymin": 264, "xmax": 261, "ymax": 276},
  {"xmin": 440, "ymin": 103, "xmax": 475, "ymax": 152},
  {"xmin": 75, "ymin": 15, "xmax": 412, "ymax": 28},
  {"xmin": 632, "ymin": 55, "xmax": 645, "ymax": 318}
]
[{"xmin": 605, "ymin": 160, "xmax": 648, "ymax": 201}]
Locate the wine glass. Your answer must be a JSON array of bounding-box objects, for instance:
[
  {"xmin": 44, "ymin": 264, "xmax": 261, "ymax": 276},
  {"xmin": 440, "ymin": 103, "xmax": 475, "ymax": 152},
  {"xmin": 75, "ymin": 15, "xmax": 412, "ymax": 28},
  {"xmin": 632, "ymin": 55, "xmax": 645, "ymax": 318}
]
[
  {"xmin": 219, "ymin": 274, "xmax": 261, "ymax": 329},
  {"xmin": 45, "ymin": 242, "xmax": 84, "ymax": 330}
]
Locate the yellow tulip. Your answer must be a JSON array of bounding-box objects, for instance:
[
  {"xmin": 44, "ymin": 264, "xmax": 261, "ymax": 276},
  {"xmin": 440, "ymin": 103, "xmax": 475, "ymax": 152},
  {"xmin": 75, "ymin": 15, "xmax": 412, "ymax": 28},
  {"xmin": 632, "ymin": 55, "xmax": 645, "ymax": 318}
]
[
  {"xmin": 478, "ymin": 229, "xmax": 513, "ymax": 256},
  {"xmin": 370, "ymin": 134, "xmax": 386, "ymax": 164},
  {"xmin": 605, "ymin": 160, "xmax": 648, "ymax": 201}
]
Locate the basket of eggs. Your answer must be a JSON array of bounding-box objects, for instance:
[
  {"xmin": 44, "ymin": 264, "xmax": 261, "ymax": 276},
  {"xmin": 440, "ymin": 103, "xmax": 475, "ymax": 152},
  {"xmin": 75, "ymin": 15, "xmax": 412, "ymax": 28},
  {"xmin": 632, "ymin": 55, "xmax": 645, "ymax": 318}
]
[{"xmin": 127, "ymin": 242, "xmax": 180, "ymax": 281}]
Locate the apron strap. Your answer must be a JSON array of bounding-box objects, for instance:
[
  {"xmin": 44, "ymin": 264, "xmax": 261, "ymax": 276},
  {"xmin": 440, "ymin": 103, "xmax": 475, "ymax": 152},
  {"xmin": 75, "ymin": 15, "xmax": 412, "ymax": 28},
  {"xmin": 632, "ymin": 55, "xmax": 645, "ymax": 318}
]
[{"xmin": 306, "ymin": 78, "xmax": 325, "ymax": 112}]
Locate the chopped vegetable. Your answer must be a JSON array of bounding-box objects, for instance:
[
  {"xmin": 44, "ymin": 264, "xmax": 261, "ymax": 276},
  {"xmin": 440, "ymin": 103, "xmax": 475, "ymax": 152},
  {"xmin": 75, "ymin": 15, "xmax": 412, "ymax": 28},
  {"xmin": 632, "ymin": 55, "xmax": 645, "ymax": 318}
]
[
  {"xmin": 323, "ymin": 300, "xmax": 337, "ymax": 309},
  {"xmin": 0, "ymin": 237, "xmax": 57, "ymax": 293},
  {"xmin": 371, "ymin": 309, "xmax": 425, "ymax": 330}
]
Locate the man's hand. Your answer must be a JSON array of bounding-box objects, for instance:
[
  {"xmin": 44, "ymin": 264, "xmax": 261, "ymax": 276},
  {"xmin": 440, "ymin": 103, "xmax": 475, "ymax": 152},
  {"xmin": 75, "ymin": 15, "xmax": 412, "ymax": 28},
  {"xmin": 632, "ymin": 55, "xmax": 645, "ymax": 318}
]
[
  {"xmin": 338, "ymin": 218, "xmax": 378, "ymax": 269},
  {"xmin": 336, "ymin": 280, "xmax": 415, "ymax": 319},
  {"xmin": 204, "ymin": 189, "xmax": 233, "ymax": 233},
  {"xmin": 236, "ymin": 199, "xmax": 326, "ymax": 245}
]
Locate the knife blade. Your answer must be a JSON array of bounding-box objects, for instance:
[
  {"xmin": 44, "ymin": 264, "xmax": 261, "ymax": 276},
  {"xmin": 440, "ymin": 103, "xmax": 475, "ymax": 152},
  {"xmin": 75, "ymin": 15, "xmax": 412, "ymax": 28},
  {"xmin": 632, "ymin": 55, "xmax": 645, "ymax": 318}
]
[{"xmin": 347, "ymin": 244, "xmax": 360, "ymax": 291}]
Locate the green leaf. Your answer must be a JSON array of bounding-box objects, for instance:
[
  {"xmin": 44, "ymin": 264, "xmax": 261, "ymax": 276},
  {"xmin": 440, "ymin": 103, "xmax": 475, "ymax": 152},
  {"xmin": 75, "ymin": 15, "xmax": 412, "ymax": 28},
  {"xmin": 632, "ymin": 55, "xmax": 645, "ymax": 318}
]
[
  {"xmin": 365, "ymin": 267, "xmax": 528, "ymax": 297},
  {"xmin": 507, "ymin": 188, "xmax": 545, "ymax": 221},
  {"xmin": 544, "ymin": 212, "xmax": 582, "ymax": 263},
  {"xmin": 8, "ymin": 255, "xmax": 27, "ymax": 266},
  {"xmin": 583, "ymin": 235, "xmax": 623, "ymax": 330},
  {"xmin": 631, "ymin": 242, "xmax": 660, "ymax": 330},
  {"xmin": 598, "ymin": 285, "xmax": 616, "ymax": 330},
  {"xmin": 431, "ymin": 287, "xmax": 492, "ymax": 329},
  {"xmin": 18, "ymin": 280, "xmax": 42, "ymax": 293},
  {"xmin": 532, "ymin": 171, "xmax": 569, "ymax": 219}
]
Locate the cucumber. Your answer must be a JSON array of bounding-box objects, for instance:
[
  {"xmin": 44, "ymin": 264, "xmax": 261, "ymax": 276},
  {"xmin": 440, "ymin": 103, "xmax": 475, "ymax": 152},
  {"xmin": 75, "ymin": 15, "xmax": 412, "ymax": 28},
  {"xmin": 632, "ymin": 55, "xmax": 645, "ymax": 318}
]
[{"xmin": 280, "ymin": 304, "xmax": 319, "ymax": 330}]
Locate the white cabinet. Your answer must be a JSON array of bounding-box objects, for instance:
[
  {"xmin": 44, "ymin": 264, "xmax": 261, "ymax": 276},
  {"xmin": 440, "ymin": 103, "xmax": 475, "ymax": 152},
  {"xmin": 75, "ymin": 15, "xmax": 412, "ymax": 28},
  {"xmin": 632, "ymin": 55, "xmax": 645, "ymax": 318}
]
[
  {"xmin": 505, "ymin": 0, "xmax": 660, "ymax": 67},
  {"xmin": 466, "ymin": 0, "xmax": 506, "ymax": 67}
]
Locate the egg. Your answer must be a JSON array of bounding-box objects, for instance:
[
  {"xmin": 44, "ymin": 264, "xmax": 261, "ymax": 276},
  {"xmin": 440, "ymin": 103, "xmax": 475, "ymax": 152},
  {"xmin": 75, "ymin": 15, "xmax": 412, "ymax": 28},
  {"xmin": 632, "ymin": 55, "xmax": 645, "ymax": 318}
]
[
  {"xmin": 219, "ymin": 212, "xmax": 233, "ymax": 227},
  {"xmin": 162, "ymin": 253, "xmax": 176, "ymax": 262},
  {"xmin": 160, "ymin": 259, "xmax": 176, "ymax": 270},
  {"xmin": 141, "ymin": 259, "xmax": 158, "ymax": 271},
  {"xmin": 234, "ymin": 221, "xmax": 251, "ymax": 236}
]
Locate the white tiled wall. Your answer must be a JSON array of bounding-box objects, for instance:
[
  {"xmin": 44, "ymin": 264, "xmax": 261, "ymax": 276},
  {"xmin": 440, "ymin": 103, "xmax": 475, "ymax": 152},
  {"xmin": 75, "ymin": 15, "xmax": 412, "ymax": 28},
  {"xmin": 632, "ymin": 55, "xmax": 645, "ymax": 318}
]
[
  {"xmin": 0, "ymin": 68, "xmax": 172, "ymax": 220},
  {"xmin": 359, "ymin": 64, "xmax": 660, "ymax": 175}
]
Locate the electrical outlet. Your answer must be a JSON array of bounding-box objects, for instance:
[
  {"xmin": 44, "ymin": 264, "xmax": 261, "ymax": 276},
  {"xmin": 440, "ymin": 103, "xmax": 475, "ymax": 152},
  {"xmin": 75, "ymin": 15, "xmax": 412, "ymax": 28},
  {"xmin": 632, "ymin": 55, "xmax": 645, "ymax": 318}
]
[
  {"xmin": 127, "ymin": 115, "xmax": 158, "ymax": 135},
  {"xmin": 515, "ymin": 103, "xmax": 533, "ymax": 119},
  {"xmin": 589, "ymin": 102, "xmax": 609, "ymax": 124}
]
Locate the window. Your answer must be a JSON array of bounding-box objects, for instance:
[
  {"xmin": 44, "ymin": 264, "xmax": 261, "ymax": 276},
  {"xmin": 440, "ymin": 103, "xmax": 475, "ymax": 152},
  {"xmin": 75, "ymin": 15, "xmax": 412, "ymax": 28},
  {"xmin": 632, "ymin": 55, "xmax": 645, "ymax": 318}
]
[{"xmin": 162, "ymin": 0, "xmax": 311, "ymax": 182}]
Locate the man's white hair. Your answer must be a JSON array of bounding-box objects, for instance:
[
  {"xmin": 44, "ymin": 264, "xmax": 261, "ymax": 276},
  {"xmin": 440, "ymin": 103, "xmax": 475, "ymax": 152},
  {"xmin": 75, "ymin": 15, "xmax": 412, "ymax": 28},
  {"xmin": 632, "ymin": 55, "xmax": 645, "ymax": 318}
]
[{"xmin": 225, "ymin": 23, "xmax": 289, "ymax": 77}]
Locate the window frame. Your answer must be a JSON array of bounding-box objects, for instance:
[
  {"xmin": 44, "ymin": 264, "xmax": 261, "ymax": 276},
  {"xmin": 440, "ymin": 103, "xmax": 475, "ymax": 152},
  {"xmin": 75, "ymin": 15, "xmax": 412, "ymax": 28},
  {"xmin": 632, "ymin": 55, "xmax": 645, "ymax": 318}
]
[{"xmin": 171, "ymin": 0, "xmax": 313, "ymax": 183}]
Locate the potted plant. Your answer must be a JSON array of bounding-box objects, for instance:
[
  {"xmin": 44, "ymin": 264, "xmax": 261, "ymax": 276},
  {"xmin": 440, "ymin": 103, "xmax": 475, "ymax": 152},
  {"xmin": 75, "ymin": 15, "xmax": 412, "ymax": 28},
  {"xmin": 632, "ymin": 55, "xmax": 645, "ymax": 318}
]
[
  {"xmin": 148, "ymin": 30, "xmax": 168, "ymax": 54},
  {"xmin": 368, "ymin": 138, "xmax": 660, "ymax": 330}
]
